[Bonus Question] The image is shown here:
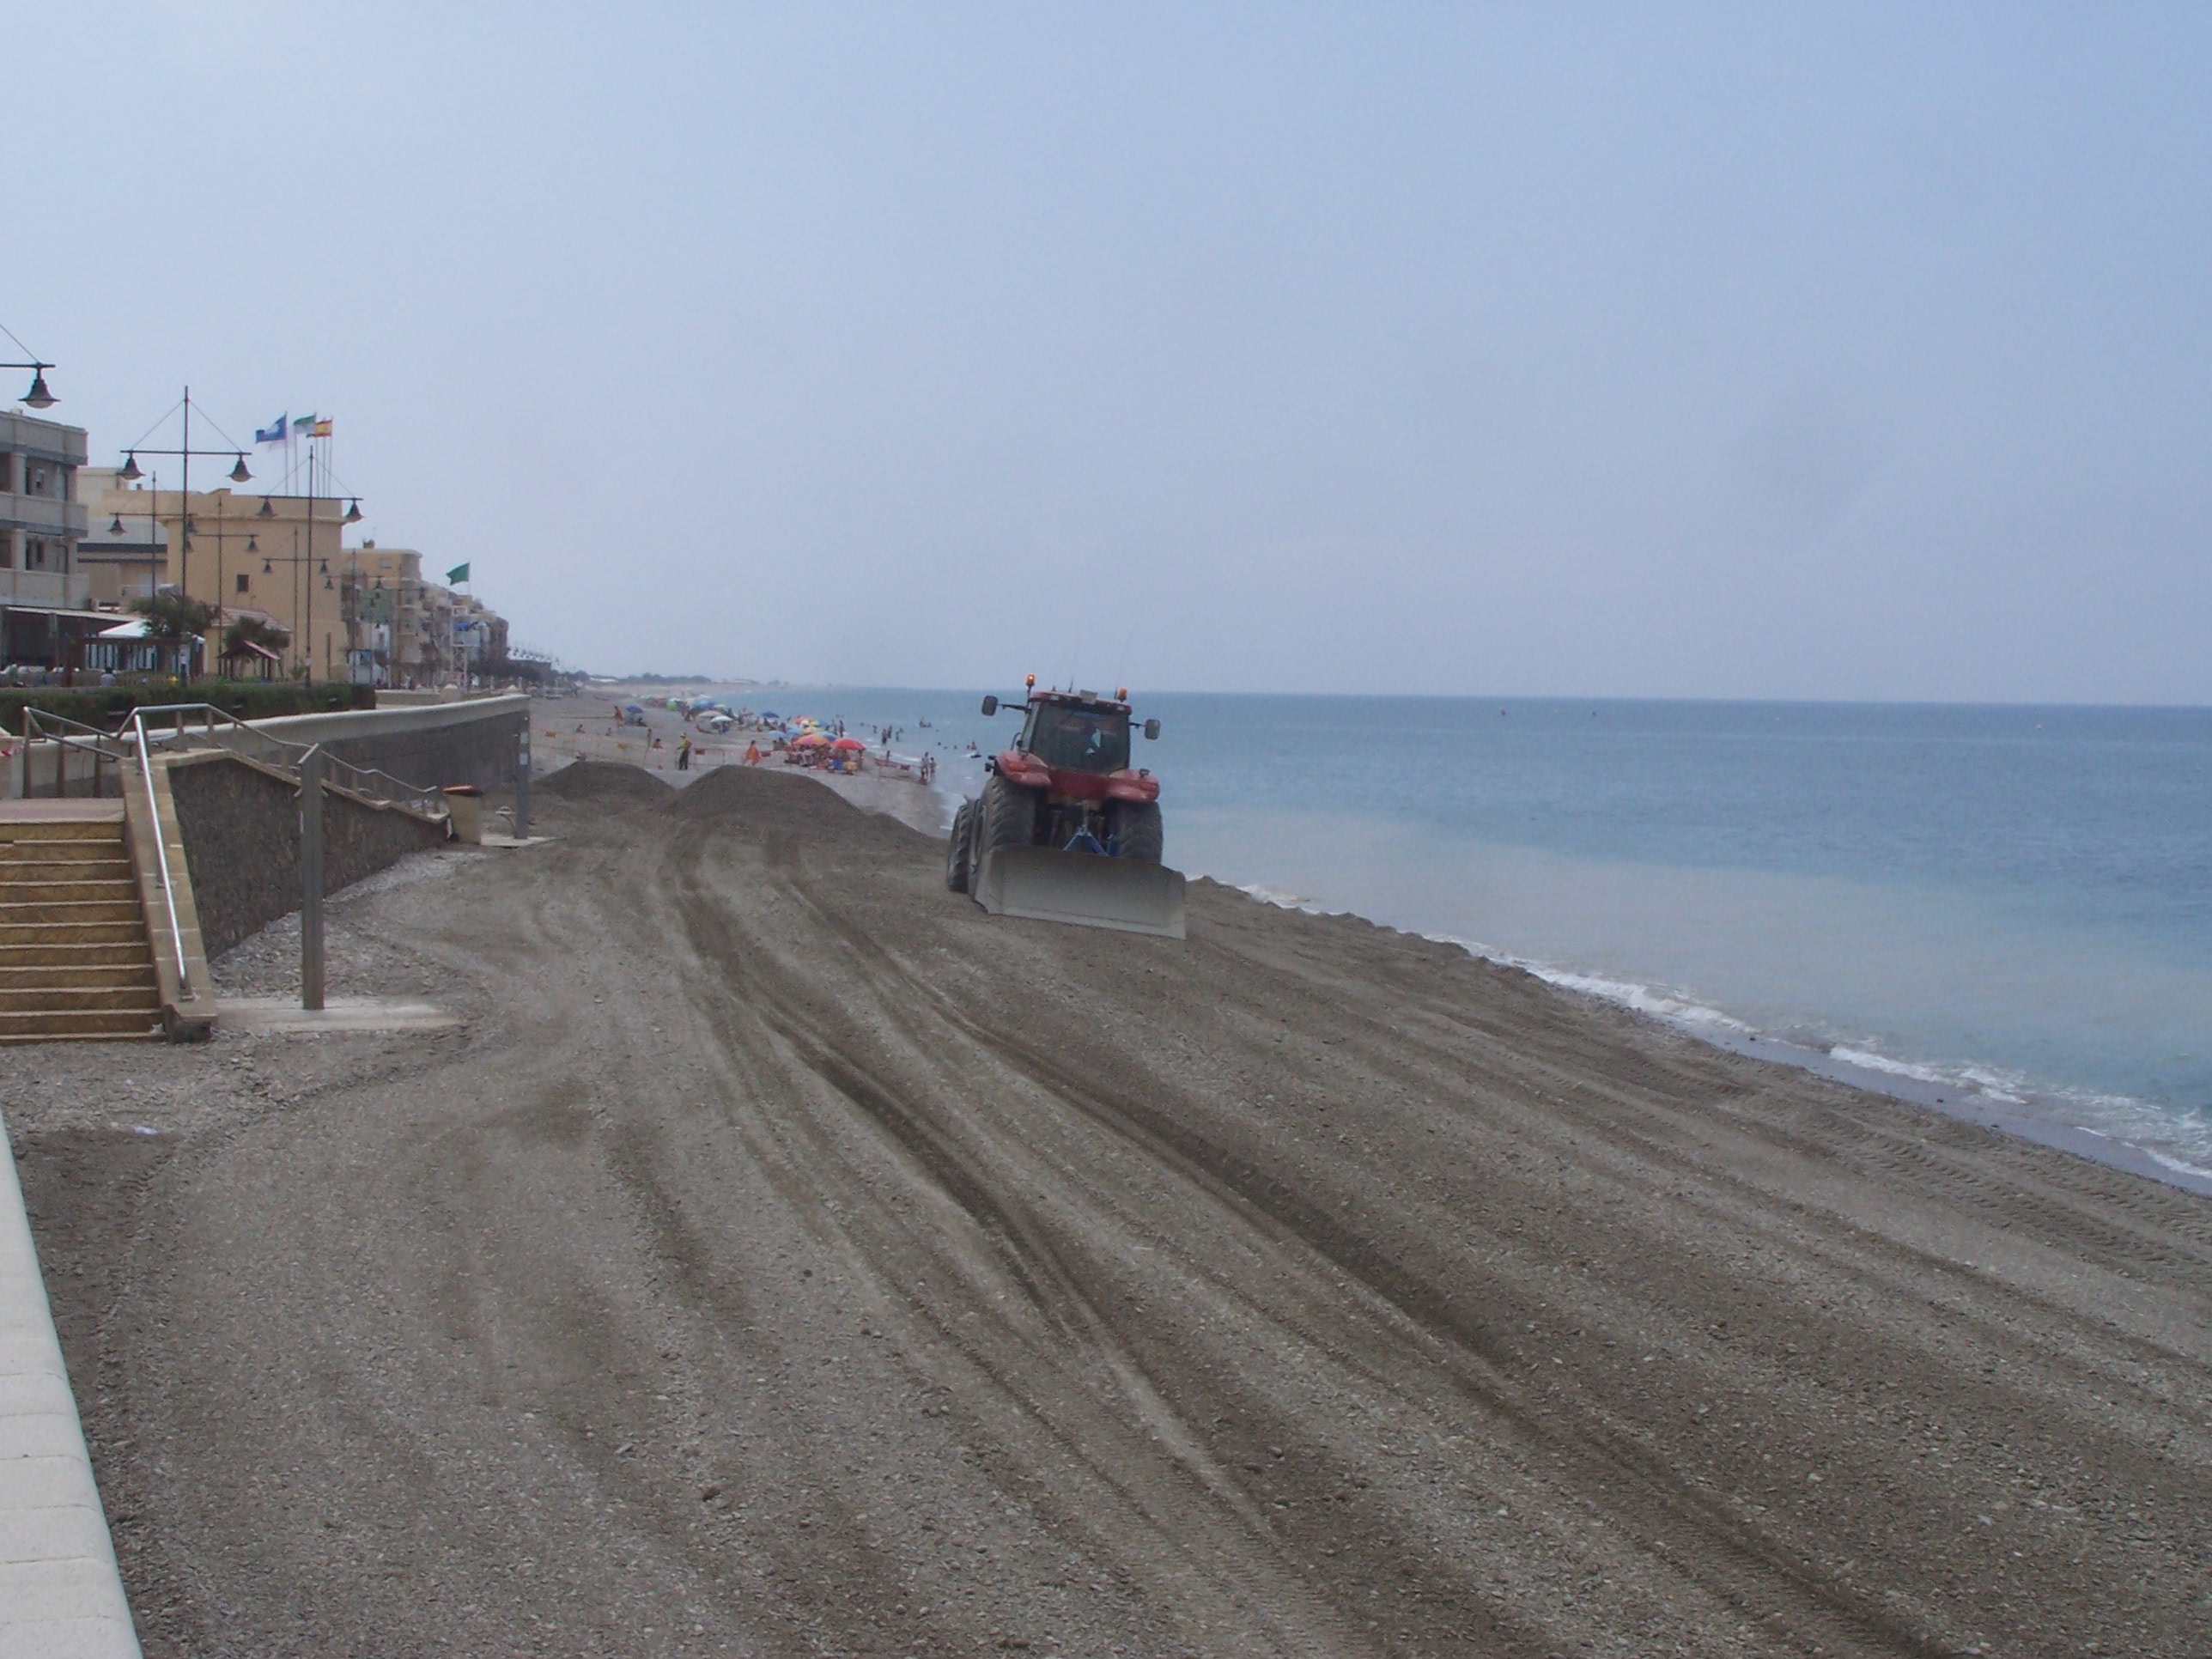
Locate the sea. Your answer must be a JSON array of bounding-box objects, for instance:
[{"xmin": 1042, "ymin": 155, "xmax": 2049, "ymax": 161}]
[{"xmin": 723, "ymin": 688, "xmax": 2212, "ymax": 1194}]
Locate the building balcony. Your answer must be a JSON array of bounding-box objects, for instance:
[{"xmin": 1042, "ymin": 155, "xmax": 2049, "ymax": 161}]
[
  {"xmin": 0, "ymin": 410, "xmax": 88, "ymax": 465},
  {"xmin": 0, "ymin": 567, "xmax": 94, "ymax": 609},
  {"xmin": 1, "ymin": 494, "xmax": 88, "ymax": 538}
]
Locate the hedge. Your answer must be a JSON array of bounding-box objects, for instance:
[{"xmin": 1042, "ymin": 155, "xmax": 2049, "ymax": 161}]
[{"xmin": 0, "ymin": 680, "xmax": 375, "ymax": 736}]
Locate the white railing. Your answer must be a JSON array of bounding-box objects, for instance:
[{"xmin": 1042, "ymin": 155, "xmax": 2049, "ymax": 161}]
[{"xmin": 132, "ymin": 717, "xmax": 191, "ymax": 1000}]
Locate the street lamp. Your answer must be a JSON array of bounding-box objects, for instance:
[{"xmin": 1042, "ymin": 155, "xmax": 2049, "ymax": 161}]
[
  {"xmin": 0, "ymin": 323, "xmax": 54, "ymax": 406},
  {"xmin": 0, "ymin": 356, "xmax": 55, "ymax": 408},
  {"xmin": 113, "ymin": 386, "xmax": 255, "ymax": 618}
]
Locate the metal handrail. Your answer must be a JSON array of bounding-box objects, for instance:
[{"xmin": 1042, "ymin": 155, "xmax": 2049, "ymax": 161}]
[
  {"xmin": 131, "ymin": 716, "xmax": 193, "ymax": 1000},
  {"xmin": 17, "ymin": 707, "xmax": 131, "ymax": 799},
  {"xmin": 127, "ymin": 702, "xmax": 447, "ymax": 818}
]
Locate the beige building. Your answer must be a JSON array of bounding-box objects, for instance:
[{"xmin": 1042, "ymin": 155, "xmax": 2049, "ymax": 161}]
[
  {"xmin": 74, "ymin": 471, "xmax": 512, "ymax": 686},
  {"xmin": 337, "ymin": 543, "xmax": 431, "ymax": 684},
  {"xmin": 81, "ymin": 469, "xmax": 358, "ymax": 677}
]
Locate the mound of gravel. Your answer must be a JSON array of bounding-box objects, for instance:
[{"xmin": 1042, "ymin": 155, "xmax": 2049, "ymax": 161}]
[{"xmin": 539, "ymin": 759, "xmax": 673, "ymax": 805}]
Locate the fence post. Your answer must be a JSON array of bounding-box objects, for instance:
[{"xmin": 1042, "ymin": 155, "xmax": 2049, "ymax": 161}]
[
  {"xmin": 514, "ymin": 710, "xmax": 531, "ymax": 841},
  {"xmin": 300, "ymin": 745, "xmax": 325, "ymax": 1012}
]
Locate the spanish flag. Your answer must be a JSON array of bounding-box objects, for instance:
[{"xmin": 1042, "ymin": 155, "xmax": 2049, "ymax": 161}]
[{"xmin": 311, "ymin": 418, "xmax": 333, "ymax": 438}]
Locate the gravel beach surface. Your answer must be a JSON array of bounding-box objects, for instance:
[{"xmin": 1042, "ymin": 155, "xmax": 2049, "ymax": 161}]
[{"xmin": 7, "ymin": 761, "xmax": 2209, "ymax": 1657}]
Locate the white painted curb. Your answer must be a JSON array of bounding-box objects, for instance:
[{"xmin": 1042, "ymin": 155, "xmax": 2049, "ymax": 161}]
[{"xmin": 0, "ymin": 1113, "xmax": 140, "ymax": 1657}]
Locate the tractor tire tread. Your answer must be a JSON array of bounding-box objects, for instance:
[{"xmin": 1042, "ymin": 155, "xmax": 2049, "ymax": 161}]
[
  {"xmin": 978, "ymin": 776, "xmax": 1038, "ymax": 860},
  {"xmin": 945, "ymin": 800, "xmax": 975, "ymax": 892},
  {"xmin": 1109, "ymin": 799, "xmax": 1164, "ymax": 864}
]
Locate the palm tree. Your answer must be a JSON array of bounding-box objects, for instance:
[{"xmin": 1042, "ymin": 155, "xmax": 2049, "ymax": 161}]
[
  {"xmin": 127, "ymin": 590, "xmax": 214, "ymax": 681},
  {"xmin": 222, "ymin": 615, "xmax": 291, "ymax": 656},
  {"xmin": 131, "ymin": 590, "xmax": 213, "ymax": 641}
]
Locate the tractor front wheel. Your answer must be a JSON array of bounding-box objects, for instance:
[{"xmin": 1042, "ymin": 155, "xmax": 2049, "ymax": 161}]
[
  {"xmin": 977, "ymin": 776, "xmax": 1040, "ymax": 863},
  {"xmin": 945, "ymin": 799, "xmax": 975, "ymax": 891},
  {"xmin": 1108, "ymin": 799, "xmax": 1163, "ymax": 863}
]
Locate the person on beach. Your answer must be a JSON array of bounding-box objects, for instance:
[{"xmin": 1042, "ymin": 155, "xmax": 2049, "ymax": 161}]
[
  {"xmin": 677, "ymin": 735, "xmax": 692, "ymax": 771},
  {"xmin": 744, "ymin": 740, "xmax": 762, "ymax": 765}
]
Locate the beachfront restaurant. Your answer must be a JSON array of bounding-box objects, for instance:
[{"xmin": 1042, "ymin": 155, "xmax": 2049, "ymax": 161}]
[{"xmin": 78, "ymin": 616, "xmax": 203, "ymax": 678}]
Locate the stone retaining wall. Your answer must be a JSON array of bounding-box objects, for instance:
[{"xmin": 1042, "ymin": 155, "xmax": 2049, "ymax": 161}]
[
  {"xmin": 166, "ymin": 754, "xmax": 447, "ymax": 958},
  {"xmin": 252, "ymin": 696, "xmax": 526, "ymax": 793}
]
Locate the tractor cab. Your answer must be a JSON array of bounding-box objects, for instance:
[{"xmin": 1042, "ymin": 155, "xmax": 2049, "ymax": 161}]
[
  {"xmin": 979, "ymin": 684, "xmax": 1161, "ymax": 782},
  {"xmin": 1018, "ymin": 694, "xmax": 1131, "ymax": 774}
]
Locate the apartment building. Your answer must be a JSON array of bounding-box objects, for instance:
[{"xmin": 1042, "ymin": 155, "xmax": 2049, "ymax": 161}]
[{"xmin": 0, "ymin": 410, "xmax": 93, "ymax": 665}]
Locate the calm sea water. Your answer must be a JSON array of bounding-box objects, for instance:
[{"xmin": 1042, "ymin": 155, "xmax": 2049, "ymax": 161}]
[{"xmin": 741, "ymin": 689, "xmax": 2212, "ymax": 1184}]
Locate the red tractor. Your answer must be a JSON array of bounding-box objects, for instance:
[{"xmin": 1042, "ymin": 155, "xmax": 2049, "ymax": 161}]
[{"xmin": 945, "ymin": 681, "xmax": 1184, "ymax": 938}]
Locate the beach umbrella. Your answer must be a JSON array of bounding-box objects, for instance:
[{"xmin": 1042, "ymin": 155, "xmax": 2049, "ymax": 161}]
[
  {"xmin": 792, "ymin": 732, "xmax": 830, "ymax": 747},
  {"xmin": 830, "ymin": 736, "xmax": 866, "ymax": 750}
]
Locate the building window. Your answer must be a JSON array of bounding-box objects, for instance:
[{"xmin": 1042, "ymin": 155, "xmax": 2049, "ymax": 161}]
[
  {"xmin": 27, "ymin": 466, "xmax": 47, "ymax": 497},
  {"xmin": 236, "ymin": 572, "xmax": 251, "ymax": 593},
  {"xmin": 26, "ymin": 538, "xmax": 46, "ymax": 569}
]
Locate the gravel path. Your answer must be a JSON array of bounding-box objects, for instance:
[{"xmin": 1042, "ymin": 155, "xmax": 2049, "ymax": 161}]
[{"xmin": 7, "ymin": 761, "xmax": 2209, "ymax": 1657}]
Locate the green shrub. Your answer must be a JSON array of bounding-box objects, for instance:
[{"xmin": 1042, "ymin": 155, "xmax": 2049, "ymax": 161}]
[{"xmin": 0, "ymin": 680, "xmax": 374, "ymax": 736}]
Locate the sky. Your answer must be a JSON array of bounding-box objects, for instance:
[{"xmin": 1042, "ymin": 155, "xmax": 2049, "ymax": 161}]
[{"xmin": 15, "ymin": 3, "xmax": 2212, "ymax": 701}]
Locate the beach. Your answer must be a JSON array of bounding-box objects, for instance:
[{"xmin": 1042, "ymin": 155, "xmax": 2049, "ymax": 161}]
[{"xmin": 6, "ymin": 760, "xmax": 2207, "ymax": 1656}]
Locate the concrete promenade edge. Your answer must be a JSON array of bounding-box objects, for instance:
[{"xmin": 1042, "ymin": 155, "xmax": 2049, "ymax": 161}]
[{"xmin": 0, "ymin": 1107, "xmax": 140, "ymax": 1658}]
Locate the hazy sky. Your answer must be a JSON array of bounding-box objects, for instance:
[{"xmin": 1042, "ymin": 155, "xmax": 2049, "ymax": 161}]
[{"xmin": 19, "ymin": 5, "xmax": 2212, "ymax": 700}]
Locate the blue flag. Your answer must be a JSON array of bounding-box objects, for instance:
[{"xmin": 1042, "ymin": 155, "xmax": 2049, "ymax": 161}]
[{"xmin": 255, "ymin": 414, "xmax": 288, "ymax": 445}]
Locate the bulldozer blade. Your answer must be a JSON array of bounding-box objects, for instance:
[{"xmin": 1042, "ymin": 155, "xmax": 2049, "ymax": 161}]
[{"xmin": 974, "ymin": 847, "xmax": 1187, "ymax": 939}]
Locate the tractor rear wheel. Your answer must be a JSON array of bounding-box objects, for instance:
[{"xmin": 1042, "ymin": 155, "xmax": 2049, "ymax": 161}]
[
  {"xmin": 945, "ymin": 799, "xmax": 975, "ymax": 891},
  {"xmin": 1109, "ymin": 799, "xmax": 1164, "ymax": 863},
  {"xmin": 977, "ymin": 775, "xmax": 1039, "ymax": 862}
]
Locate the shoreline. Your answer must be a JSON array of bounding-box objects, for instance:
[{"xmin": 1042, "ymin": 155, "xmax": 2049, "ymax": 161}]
[
  {"xmin": 1233, "ymin": 880, "xmax": 2212, "ymax": 1204},
  {"xmin": 535, "ymin": 688, "xmax": 2212, "ymax": 1206}
]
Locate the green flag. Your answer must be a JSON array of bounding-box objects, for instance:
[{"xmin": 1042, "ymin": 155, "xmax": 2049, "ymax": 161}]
[{"xmin": 447, "ymin": 562, "xmax": 470, "ymax": 584}]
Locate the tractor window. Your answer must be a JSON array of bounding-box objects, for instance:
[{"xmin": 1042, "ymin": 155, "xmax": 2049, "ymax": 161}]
[{"xmin": 1023, "ymin": 705, "xmax": 1129, "ymax": 772}]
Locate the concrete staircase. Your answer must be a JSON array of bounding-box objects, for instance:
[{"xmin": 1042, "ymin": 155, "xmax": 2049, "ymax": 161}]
[{"xmin": 0, "ymin": 802, "xmax": 162, "ymax": 1043}]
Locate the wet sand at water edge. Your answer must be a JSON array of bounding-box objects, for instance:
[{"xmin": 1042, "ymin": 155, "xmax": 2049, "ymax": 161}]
[{"xmin": 7, "ymin": 760, "xmax": 2209, "ymax": 1657}]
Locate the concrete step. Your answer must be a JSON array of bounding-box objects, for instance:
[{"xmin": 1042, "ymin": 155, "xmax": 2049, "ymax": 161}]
[
  {"xmin": 0, "ymin": 878, "xmax": 140, "ymax": 904},
  {"xmin": 0, "ymin": 839, "xmax": 128, "ymax": 862},
  {"xmin": 0, "ymin": 899, "xmax": 143, "ymax": 926},
  {"xmin": 0, "ymin": 921, "xmax": 154, "ymax": 947},
  {"xmin": 0, "ymin": 984, "xmax": 161, "ymax": 1014},
  {"xmin": 0, "ymin": 819, "xmax": 125, "ymax": 842},
  {"xmin": 0, "ymin": 857, "xmax": 136, "ymax": 880},
  {"xmin": 0, "ymin": 963, "xmax": 156, "ymax": 990},
  {"xmin": 0, "ymin": 1008, "xmax": 161, "ymax": 1041},
  {"xmin": 0, "ymin": 941, "xmax": 154, "ymax": 969}
]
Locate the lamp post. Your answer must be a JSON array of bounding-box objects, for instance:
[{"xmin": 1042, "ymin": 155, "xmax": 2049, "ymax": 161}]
[
  {"xmin": 2, "ymin": 362, "xmax": 55, "ymax": 408},
  {"xmin": 298, "ymin": 491, "xmax": 364, "ymax": 685},
  {"xmin": 255, "ymin": 498, "xmax": 360, "ymax": 684},
  {"xmin": 116, "ymin": 387, "xmax": 254, "ymax": 622}
]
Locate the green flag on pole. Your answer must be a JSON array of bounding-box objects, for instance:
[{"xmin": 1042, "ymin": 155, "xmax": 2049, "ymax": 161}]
[{"xmin": 447, "ymin": 562, "xmax": 470, "ymax": 584}]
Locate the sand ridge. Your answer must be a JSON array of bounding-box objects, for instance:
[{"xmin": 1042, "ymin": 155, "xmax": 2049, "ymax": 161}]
[{"xmin": 9, "ymin": 762, "xmax": 2209, "ymax": 1656}]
